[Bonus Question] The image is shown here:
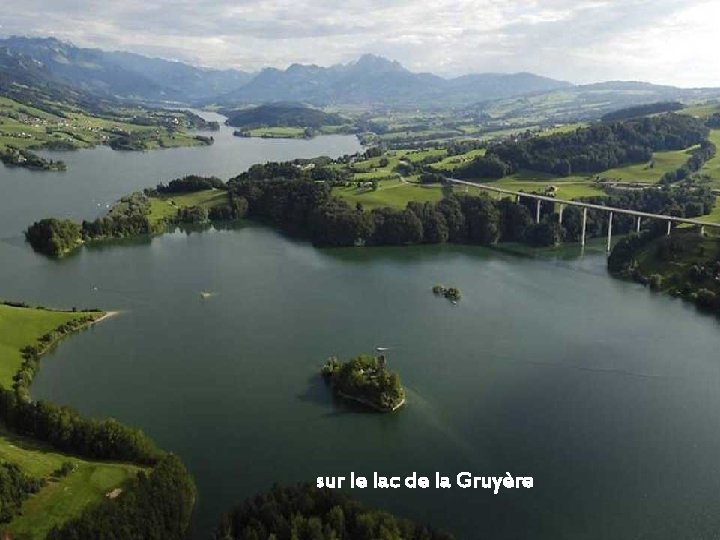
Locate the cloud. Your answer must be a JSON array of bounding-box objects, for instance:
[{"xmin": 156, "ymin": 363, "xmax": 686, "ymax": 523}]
[{"xmin": 1, "ymin": 0, "xmax": 718, "ymax": 86}]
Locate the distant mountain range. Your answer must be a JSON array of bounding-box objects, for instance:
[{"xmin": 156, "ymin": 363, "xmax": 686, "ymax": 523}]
[
  {"xmin": 0, "ymin": 36, "xmax": 252, "ymax": 102},
  {"xmin": 1, "ymin": 36, "xmax": 719, "ymax": 114},
  {"xmin": 215, "ymin": 54, "xmax": 571, "ymax": 107}
]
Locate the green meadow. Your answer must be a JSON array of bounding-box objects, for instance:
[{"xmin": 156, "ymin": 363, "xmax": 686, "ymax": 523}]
[
  {"xmin": 0, "ymin": 304, "xmax": 142, "ymax": 539},
  {"xmin": 147, "ymin": 190, "xmax": 231, "ymax": 225},
  {"xmin": 0, "ymin": 428, "xmax": 142, "ymax": 540},
  {"xmin": 0, "ymin": 304, "xmax": 99, "ymax": 387},
  {"xmin": 333, "ymin": 179, "xmax": 444, "ymax": 209}
]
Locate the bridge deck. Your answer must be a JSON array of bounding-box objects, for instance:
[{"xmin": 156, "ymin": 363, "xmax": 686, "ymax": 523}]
[{"xmin": 447, "ymin": 178, "xmax": 720, "ymax": 229}]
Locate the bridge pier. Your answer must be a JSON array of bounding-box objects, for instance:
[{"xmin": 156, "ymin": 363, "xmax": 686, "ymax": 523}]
[
  {"xmin": 581, "ymin": 207, "xmax": 588, "ymax": 247},
  {"xmin": 516, "ymin": 194, "xmax": 521, "ymax": 204},
  {"xmin": 558, "ymin": 204, "xmax": 564, "ymax": 225},
  {"xmin": 666, "ymin": 220, "xmax": 672, "ymax": 236},
  {"xmin": 607, "ymin": 211, "xmax": 613, "ymax": 252},
  {"xmin": 700, "ymin": 225, "xmax": 706, "ymax": 237},
  {"xmin": 536, "ymin": 200, "xmax": 541, "ymax": 224},
  {"xmin": 636, "ymin": 216, "xmax": 641, "ymax": 234}
]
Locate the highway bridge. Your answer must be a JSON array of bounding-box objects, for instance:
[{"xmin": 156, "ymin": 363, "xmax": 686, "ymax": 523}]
[{"xmin": 446, "ymin": 178, "xmax": 720, "ymax": 251}]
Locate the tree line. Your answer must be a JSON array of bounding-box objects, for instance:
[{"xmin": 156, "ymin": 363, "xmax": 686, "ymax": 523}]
[
  {"xmin": 601, "ymin": 102, "xmax": 683, "ymax": 122},
  {"xmin": 448, "ymin": 114, "xmax": 710, "ymax": 179},
  {"xmin": 46, "ymin": 454, "xmax": 196, "ymax": 540},
  {"xmin": 660, "ymin": 140, "xmax": 716, "ymax": 184},
  {"xmin": 0, "ymin": 302, "xmax": 195, "ymax": 538},
  {"xmin": 228, "ymin": 176, "xmax": 715, "ymax": 249},
  {"xmin": 609, "ymin": 228, "xmax": 720, "ymax": 317},
  {"xmin": 213, "ymin": 483, "xmax": 454, "ymax": 540},
  {"xmin": 0, "ymin": 461, "xmax": 44, "ymax": 524}
]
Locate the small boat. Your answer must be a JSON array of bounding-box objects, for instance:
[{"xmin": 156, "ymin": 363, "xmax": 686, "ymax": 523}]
[{"xmin": 200, "ymin": 291, "xmax": 212, "ymax": 299}]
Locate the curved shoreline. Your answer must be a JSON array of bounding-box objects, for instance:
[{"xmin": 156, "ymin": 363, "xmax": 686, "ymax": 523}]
[{"xmin": 336, "ymin": 390, "xmax": 406, "ymax": 412}]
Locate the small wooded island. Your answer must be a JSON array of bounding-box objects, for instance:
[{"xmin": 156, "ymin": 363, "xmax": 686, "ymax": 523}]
[
  {"xmin": 321, "ymin": 354, "xmax": 405, "ymax": 412},
  {"xmin": 433, "ymin": 284, "xmax": 461, "ymax": 302}
]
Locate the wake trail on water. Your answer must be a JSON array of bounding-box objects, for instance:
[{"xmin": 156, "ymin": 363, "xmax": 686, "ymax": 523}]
[
  {"xmin": 404, "ymin": 385, "xmax": 487, "ymax": 470},
  {"xmin": 525, "ymin": 360, "xmax": 679, "ymax": 380}
]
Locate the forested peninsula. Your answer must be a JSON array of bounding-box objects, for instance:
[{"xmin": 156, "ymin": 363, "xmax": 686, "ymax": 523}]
[{"xmin": 609, "ymin": 228, "xmax": 720, "ymax": 317}]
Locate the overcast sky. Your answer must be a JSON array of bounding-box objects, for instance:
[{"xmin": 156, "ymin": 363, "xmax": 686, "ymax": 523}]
[{"xmin": 1, "ymin": 0, "xmax": 718, "ymax": 86}]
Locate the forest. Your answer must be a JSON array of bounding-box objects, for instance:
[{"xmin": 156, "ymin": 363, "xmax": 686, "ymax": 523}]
[
  {"xmin": 322, "ymin": 355, "xmax": 405, "ymax": 411},
  {"xmin": 609, "ymin": 228, "xmax": 720, "ymax": 316},
  {"xmin": 27, "ymin": 167, "xmax": 717, "ymax": 258},
  {"xmin": 601, "ymin": 102, "xmax": 683, "ymax": 122},
  {"xmin": 450, "ymin": 114, "xmax": 710, "ymax": 179},
  {"xmin": 212, "ymin": 483, "xmax": 454, "ymax": 540},
  {"xmin": 223, "ymin": 103, "xmax": 347, "ymax": 129},
  {"xmin": 229, "ymin": 174, "xmax": 715, "ymax": 249},
  {"xmin": 0, "ymin": 461, "xmax": 44, "ymax": 523},
  {"xmin": 46, "ymin": 455, "xmax": 196, "ymax": 540}
]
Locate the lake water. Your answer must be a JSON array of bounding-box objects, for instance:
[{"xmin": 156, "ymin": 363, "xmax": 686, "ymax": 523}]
[{"xmin": 2, "ymin": 117, "xmax": 720, "ymax": 539}]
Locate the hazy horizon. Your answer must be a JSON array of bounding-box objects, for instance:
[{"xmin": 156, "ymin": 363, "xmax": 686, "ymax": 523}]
[{"xmin": 1, "ymin": 0, "xmax": 719, "ymax": 88}]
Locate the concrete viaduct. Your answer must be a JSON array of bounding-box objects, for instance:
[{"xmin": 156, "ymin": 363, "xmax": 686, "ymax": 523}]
[{"xmin": 446, "ymin": 178, "xmax": 720, "ymax": 252}]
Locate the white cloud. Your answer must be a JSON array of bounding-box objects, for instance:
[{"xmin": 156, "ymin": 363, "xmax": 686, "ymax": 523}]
[{"xmin": 0, "ymin": 0, "xmax": 718, "ymax": 86}]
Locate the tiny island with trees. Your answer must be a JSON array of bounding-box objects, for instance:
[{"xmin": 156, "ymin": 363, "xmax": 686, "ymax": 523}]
[
  {"xmin": 321, "ymin": 354, "xmax": 406, "ymax": 412},
  {"xmin": 432, "ymin": 284, "xmax": 461, "ymax": 303}
]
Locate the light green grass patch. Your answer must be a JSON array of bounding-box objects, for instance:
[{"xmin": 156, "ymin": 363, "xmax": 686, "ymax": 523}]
[
  {"xmin": 0, "ymin": 305, "xmax": 98, "ymax": 388},
  {"xmin": 700, "ymin": 130, "xmax": 720, "ymax": 188},
  {"xmin": 0, "ymin": 428, "xmax": 142, "ymax": 540},
  {"xmin": 147, "ymin": 190, "xmax": 230, "ymax": 225},
  {"xmin": 245, "ymin": 126, "xmax": 306, "ymax": 138},
  {"xmin": 599, "ymin": 147, "xmax": 697, "ymax": 184},
  {"xmin": 333, "ymin": 179, "xmax": 444, "ymax": 209}
]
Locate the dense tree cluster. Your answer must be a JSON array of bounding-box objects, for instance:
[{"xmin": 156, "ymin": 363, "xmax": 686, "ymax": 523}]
[
  {"xmin": 25, "ymin": 218, "xmax": 82, "ymax": 256},
  {"xmin": 0, "ymin": 145, "xmax": 66, "ymax": 171},
  {"xmin": 322, "ymin": 355, "xmax": 404, "ymax": 411},
  {"xmin": 47, "ymin": 455, "xmax": 196, "ymax": 540},
  {"xmin": 223, "ymin": 104, "xmax": 346, "ymax": 129},
  {"xmin": 609, "ymin": 229, "xmax": 720, "ymax": 316},
  {"xmin": 230, "ymin": 177, "xmax": 546, "ymax": 247},
  {"xmin": 26, "ymin": 190, "xmax": 250, "ymax": 256},
  {"xmin": 237, "ymin": 166, "xmax": 717, "ymax": 250},
  {"xmin": 0, "ymin": 461, "xmax": 43, "ymax": 523},
  {"xmin": 213, "ymin": 483, "xmax": 454, "ymax": 540},
  {"xmin": 155, "ymin": 175, "xmax": 226, "ymax": 193},
  {"xmin": 0, "ymin": 387, "xmax": 161, "ymax": 464},
  {"xmin": 706, "ymin": 113, "xmax": 720, "ymax": 129},
  {"xmin": 588, "ymin": 185, "xmax": 716, "ymax": 219},
  {"xmin": 601, "ymin": 102, "xmax": 683, "ymax": 122},
  {"xmin": 450, "ymin": 114, "xmax": 710, "ymax": 179},
  {"xmin": 26, "ymin": 194, "xmax": 158, "ymax": 256}
]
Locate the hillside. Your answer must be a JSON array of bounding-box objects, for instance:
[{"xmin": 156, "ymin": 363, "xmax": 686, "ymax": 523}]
[
  {"xmin": 0, "ymin": 36, "xmax": 252, "ymax": 102},
  {"xmin": 223, "ymin": 104, "xmax": 347, "ymax": 129}
]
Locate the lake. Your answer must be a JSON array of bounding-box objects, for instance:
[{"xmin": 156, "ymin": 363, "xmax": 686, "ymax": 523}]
[{"xmin": 2, "ymin": 118, "xmax": 720, "ymax": 539}]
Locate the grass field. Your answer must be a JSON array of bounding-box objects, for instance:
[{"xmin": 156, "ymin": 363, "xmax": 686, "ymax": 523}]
[
  {"xmin": 0, "ymin": 304, "xmax": 102, "ymax": 387},
  {"xmin": 683, "ymin": 102, "xmax": 720, "ymax": 119},
  {"xmin": 147, "ymin": 190, "xmax": 231, "ymax": 225},
  {"xmin": 0, "ymin": 428, "xmax": 142, "ymax": 540},
  {"xmin": 599, "ymin": 147, "xmax": 697, "ymax": 183},
  {"xmin": 243, "ymin": 126, "xmax": 307, "ymax": 138},
  {"xmin": 0, "ymin": 96, "xmax": 204, "ymax": 159},
  {"xmin": 0, "ymin": 304, "xmax": 141, "ymax": 539},
  {"xmin": 700, "ymin": 130, "xmax": 720, "ymax": 188},
  {"xmin": 333, "ymin": 179, "xmax": 444, "ymax": 209}
]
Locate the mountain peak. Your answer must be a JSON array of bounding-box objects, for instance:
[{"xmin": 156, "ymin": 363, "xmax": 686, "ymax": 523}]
[{"xmin": 350, "ymin": 54, "xmax": 407, "ymax": 74}]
